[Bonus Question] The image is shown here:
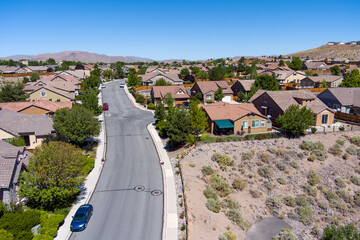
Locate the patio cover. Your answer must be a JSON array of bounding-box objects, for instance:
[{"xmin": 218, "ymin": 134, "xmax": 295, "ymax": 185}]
[{"xmin": 214, "ymin": 120, "xmax": 234, "ymax": 128}]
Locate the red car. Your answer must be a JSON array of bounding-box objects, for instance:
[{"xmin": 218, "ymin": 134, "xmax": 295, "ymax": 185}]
[{"xmin": 103, "ymin": 103, "xmax": 109, "ymax": 110}]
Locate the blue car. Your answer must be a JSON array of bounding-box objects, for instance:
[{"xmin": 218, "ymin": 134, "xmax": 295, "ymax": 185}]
[{"xmin": 70, "ymin": 204, "xmax": 93, "ymax": 232}]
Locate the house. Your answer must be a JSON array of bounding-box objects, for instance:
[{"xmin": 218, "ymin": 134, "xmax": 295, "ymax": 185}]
[
  {"xmin": 56, "ymin": 70, "xmax": 90, "ymax": 79},
  {"xmin": 231, "ymin": 80, "xmax": 255, "ymax": 96},
  {"xmin": 0, "ymin": 109, "xmax": 55, "ymax": 149},
  {"xmin": 146, "ymin": 67, "xmax": 167, "ymax": 74},
  {"xmin": 317, "ymin": 88, "xmax": 360, "ymax": 114},
  {"xmin": 300, "ymin": 75, "xmax": 343, "ymax": 88},
  {"xmin": 303, "ymin": 62, "xmax": 329, "ymax": 70},
  {"xmin": 141, "ymin": 72, "xmax": 183, "ymax": 86},
  {"xmin": 0, "ymin": 99, "xmax": 72, "ymax": 115},
  {"xmin": 39, "ymin": 74, "xmax": 81, "ymax": 87},
  {"xmin": 201, "ymin": 102, "xmax": 269, "ymax": 135},
  {"xmin": 25, "ymin": 66, "xmax": 53, "ymax": 73},
  {"xmin": 24, "ymin": 80, "xmax": 77, "ymax": 102},
  {"xmin": 275, "ymin": 70, "xmax": 307, "ymax": 84},
  {"xmin": 0, "ymin": 66, "xmax": 27, "ymax": 74},
  {"xmin": 0, "ymin": 141, "xmax": 31, "ymax": 204},
  {"xmin": 332, "ymin": 58, "xmax": 349, "ymax": 64},
  {"xmin": 249, "ymin": 90, "xmax": 334, "ymax": 127},
  {"xmin": 151, "ymin": 86, "xmax": 190, "ymax": 107},
  {"xmin": 191, "ymin": 81, "xmax": 234, "ymax": 102}
]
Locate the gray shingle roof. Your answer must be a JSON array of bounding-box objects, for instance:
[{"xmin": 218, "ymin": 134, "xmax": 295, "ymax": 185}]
[{"xmin": 324, "ymin": 88, "xmax": 360, "ymax": 107}]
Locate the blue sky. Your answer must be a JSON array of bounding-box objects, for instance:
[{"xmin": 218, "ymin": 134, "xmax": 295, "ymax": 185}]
[{"xmin": 1, "ymin": 0, "xmax": 359, "ymax": 60}]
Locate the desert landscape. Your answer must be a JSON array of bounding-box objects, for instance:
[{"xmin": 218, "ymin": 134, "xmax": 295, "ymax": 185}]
[{"xmin": 180, "ymin": 131, "xmax": 360, "ymax": 240}]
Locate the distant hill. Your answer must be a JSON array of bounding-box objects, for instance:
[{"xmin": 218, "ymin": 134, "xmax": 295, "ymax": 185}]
[
  {"xmin": 288, "ymin": 44, "xmax": 360, "ymax": 59},
  {"xmin": 0, "ymin": 51, "xmax": 153, "ymax": 63}
]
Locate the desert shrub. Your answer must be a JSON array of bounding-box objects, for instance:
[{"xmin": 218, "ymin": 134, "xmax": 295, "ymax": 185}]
[
  {"xmin": 311, "ymin": 149, "xmax": 327, "ymax": 161},
  {"xmin": 354, "ymin": 195, "xmax": 360, "ymax": 207},
  {"xmin": 290, "ymin": 161, "xmax": 299, "ymax": 169},
  {"xmin": 303, "ymin": 184, "xmax": 317, "ymax": 197},
  {"xmin": 273, "ymin": 228, "xmax": 298, "ymax": 240},
  {"xmin": 283, "ymin": 196, "xmax": 295, "ymax": 207},
  {"xmin": 322, "ymin": 224, "xmax": 360, "ymax": 239},
  {"xmin": 275, "ymin": 162, "xmax": 286, "ymax": 171},
  {"xmin": 324, "ymin": 190, "xmax": 339, "ymax": 201},
  {"xmin": 296, "ymin": 206, "xmax": 313, "ymax": 225},
  {"xmin": 355, "ymin": 166, "xmax": 360, "ymax": 174},
  {"xmin": 264, "ymin": 181, "xmax": 274, "ymax": 191},
  {"xmin": 249, "ymin": 189, "xmax": 261, "ymax": 198},
  {"xmin": 343, "ymin": 153, "xmax": 350, "ymax": 160},
  {"xmin": 311, "ymin": 127, "xmax": 317, "ymax": 134},
  {"xmin": 222, "ymin": 199, "xmax": 239, "ymax": 209},
  {"xmin": 295, "ymin": 195, "xmax": 308, "ymax": 207},
  {"xmin": 335, "ymin": 178, "xmax": 346, "ymax": 188},
  {"xmin": 350, "ymin": 175, "xmax": 360, "ymax": 186},
  {"xmin": 266, "ymin": 196, "xmax": 282, "ymax": 209},
  {"xmin": 346, "ymin": 146, "xmax": 357, "ymax": 155},
  {"xmin": 350, "ymin": 136, "xmax": 360, "ymax": 146},
  {"xmin": 336, "ymin": 189, "xmax": 346, "ymax": 199},
  {"xmin": 219, "ymin": 231, "xmax": 237, "ymax": 240},
  {"xmin": 328, "ymin": 144, "xmax": 343, "ymax": 156},
  {"xmin": 308, "ymin": 170, "xmax": 320, "ymax": 186},
  {"xmin": 258, "ymin": 166, "xmax": 272, "ymax": 178},
  {"xmin": 276, "ymin": 148, "xmax": 284, "ymax": 156},
  {"xmin": 267, "ymin": 147, "xmax": 277, "ymax": 154},
  {"xmin": 258, "ymin": 153, "xmax": 270, "ymax": 163},
  {"xmin": 242, "ymin": 149, "xmax": 255, "ymax": 160},
  {"xmin": 277, "ymin": 177, "xmax": 287, "ymax": 185},
  {"xmin": 318, "ymin": 201, "xmax": 328, "ymax": 210},
  {"xmin": 210, "ymin": 175, "xmax": 230, "ymax": 197},
  {"xmin": 300, "ymin": 141, "xmax": 324, "ymax": 151},
  {"xmin": 202, "ymin": 166, "xmax": 214, "ymax": 176},
  {"xmin": 308, "ymin": 154, "xmax": 316, "ymax": 162},
  {"xmin": 189, "ymin": 162, "xmax": 196, "ymax": 167},
  {"xmin": 203, "ymin": 187, "xmax": 218, "ymax": 200},
  {"xmin": 232, "ymin": 178, "xmax": 247, "ymax": 191},
  {"xmin": 226, "ymin": 209, "xmax": 247, "ymax": 230},
  {"xmin": 206, "ymin": 199, "xmax": 221, "ymax": 213},
  {"xmin": 336, "ymin": 139, "xmax": 345, "ymax": 146},
  {"xmin": 211, "ymin": 153, "xmax": 233, "ymax": 170}
]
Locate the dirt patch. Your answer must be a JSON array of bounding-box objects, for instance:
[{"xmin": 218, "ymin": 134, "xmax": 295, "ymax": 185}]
[{"xmin": 180, "ymin": 131, "xmax": 360, "ymax": 240}]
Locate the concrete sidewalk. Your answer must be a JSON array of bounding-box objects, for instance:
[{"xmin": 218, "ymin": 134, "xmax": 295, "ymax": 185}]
[{"xmin": 55, "ymin": 90, "xmax": 107, "ymax": 240}]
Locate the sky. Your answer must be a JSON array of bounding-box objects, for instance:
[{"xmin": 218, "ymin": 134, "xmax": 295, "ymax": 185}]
[{"xmin": 1, "ymin": 0, "xmax": 360, "ymax": 60}]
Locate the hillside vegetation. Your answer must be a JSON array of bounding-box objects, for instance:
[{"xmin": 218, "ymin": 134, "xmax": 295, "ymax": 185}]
[{"xmin": 288, "ymin": 45, "xmax": 360, "ymax": 59}]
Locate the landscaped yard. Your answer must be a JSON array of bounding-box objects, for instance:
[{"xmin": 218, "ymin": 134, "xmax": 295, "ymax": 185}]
[{"xmin": 180, "ymin": 131, "xmax": 360, "ymax": 240}]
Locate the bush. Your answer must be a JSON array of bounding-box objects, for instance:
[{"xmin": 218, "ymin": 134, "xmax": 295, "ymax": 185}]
[
  {"xmin": 222, "ymin": 199, "xmax": 239, "ymax": 209},
  {"xmin": 202, "ymin": 166, "xmax": 214, "ymax": 176},
  {"xmin": 206, "ymin": 199, "xmax": 221, "ymax": 213},
  {"xmin": 232, "ymin": 178, "xmax": 247, "ymax": 191},
  {"xmin": 219, "ymin": 231, "xmax": 237, "ymax": 240},
  {"xmin": 267, "ymin": 147, "xmax": 277, "ymax": 154},
  {"xmin": 211, "ymin": 153, "xmax": 234, "ymax": 170},
  {"xmin": 300, "ymin": 141, "xmax": 324, "ymax": 151},
  {"xmin": 328, "ymin": 145, "xmax": 343, "ymax": 156},
  {"xmin": 311, "ymin": 149, "xmax": 327, "ymax": 161},
  {"xmin": 135, "ymin": 94, "xmax": 145, "ymax": 104},
  {"xmin": 308, "ymin": 170, "xmax": 320, "ymax": 186},
  {"xmin": 346, "ymin": 146, "xmax": 357, "ymax": 155},
  {"xmin": 343, "ymin": 153, "xmax": 350, "ymax": 160},
  {"xmin": 264, "ymin": 181, "xmax": 274, "ymax": 191},
  {"xmin": 283, "ymin": 196, "xmax": 295, "ymax": 207},
  {"xmin": 147, "ymin": 103, "xmax": 156, "ymax": 110},
  {"xmin": 83, "ymin": 156, "xmax": 95, "ymax": 174},
  {"xmin": 296, "ymin": 206, "xmax": 313, "ymax": 225},
  {"xmin": 210, "ymin": 175, "xmax": 230, "ymax": 197},
  {"xmin": 258, "ymin": 153, "xmax": 270, "ymax": 163},
  {"xmin": 0, "ymin": 229, "xmax": 14, "ymax": 240},
  {"xmin": 273, "ymin": 229, "xmax": 298, "ymax": 240},
  {"xmin": 295, "ymin": 195, "xmax": 308, "ymax": 207},
  {"xmin": 335, "ymin": 178, "xmax": 346, "ymax": 188},
  {"xmin": 226, "ymin": 209, "xmax": 247, "ymax": 229},
  {"xmin": 277, "ymin": 177, "xmax": 287, "ymax": 185},
  {"xmin": 318, "ymin": 201, "xmax": 328, "ymax": 210},
  {"xmin": 258, "ymin": 166, "xmax": 272, "ymax": 178},
  {"xmin": 203, "ymin": 187, "xmax": 218, "ymax": 200},
  {"xmin": 350, "ymin": 175, "xmax": 360, "ymax": 186},
  {"xmin": 303, "ymin": 184, "xmax": 317, "ymax": 197},
  {"xmin": 290, "ymin": 161, "xmax": 299, "ymax": 169},
  {"xmin": 311, "ymin": 127, "xmax": 317, "ymax": 134},
  {"xmin": 249, "ymin": 189, "xmax": 261, "ymax": 198},
  {"xmin": 33, "ymin": 235, "xmax": 53, "ymax": 240},
  {"xmin": 276, "ymin": 162, "xmax": 286, "ymax": 171},
  {"xmin": 350, "ymin": 136, "xmax": 360, "ymax": 147},
  {"xmin": 324, "ymin": 190, "xmax": 339, "ymax": 201},
  {"xmin": 242, "ymin": 149, "xmax": 255, "ymax": 160},
  {"xmin": 322, "ymin": 224, "xmax": 360, "ymax": 239},
  {"xmin": 266, "ymin": 196, "xmax": 282, "ymax": 209}
]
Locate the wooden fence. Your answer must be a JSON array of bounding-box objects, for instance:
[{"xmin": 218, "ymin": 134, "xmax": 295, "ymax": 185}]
[
  {"xmin": 0, "ymin": 72, "xmax": 53, "ymax": 78},
  {"xmin": 335, "ymin": 112, "xmax": 360, "ymax": 123}
]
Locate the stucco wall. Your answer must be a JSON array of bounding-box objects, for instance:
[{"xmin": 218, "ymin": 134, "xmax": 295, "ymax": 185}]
[
  {"xmin": 20, "ymin": 106, "xmax": 49, "ymax": 115},
  {"xmin": 29, "ymin": 88, "xmax": 72, "ymax": 102},
  {"xmin": 314, "ymin": 109, "xmax": 334, "ymax": 126},
  {"xmin": 0, "ymin": 129, "xmax": 16, "ymax": 139},
  {"xmin": 234, "ymin": 115, "xmax": 268, "ymax": 134}
]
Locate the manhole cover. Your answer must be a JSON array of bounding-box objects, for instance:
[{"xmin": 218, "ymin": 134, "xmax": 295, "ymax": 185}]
[
  {"xmin": 151, "ymin": 190, "xmax": 163, "ymax": 196},
  {"xmin": 134, "ymin": 185, "xmax": 145, "ymax": 192}
]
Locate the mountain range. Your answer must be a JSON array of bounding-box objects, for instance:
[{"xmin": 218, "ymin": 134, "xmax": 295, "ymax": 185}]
[{"xmin": 288, "ymin": 44, "xmax": 360, "ymax": 59}]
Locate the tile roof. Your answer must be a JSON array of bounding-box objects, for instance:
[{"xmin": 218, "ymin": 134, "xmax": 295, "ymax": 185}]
[
  {"xmin": 201, "ymin": 102, "xmax": 265, "ymax": 121},
  {"xmin": 234, "ymin": 80, "xmax": 255, "ymax": 92},
  {"xmin": 307, "ymin": 75, "xmax": 343, "ymax": 83},
  {"xmin": 195, "ymin": 81, "xmax": 233, "ymax": 94},
  {"xmin": 152, "ymin": 86, "xmax": 190, "ymax": 99},
  {"xmin": 0, "ymin": 108, "xmax": 54, "ymax": 136},
  {"xmin": 321, "ymin": 88, "xmax": 360, "ymax": 107},
  {"xmin": 40, "ymin": 74, "xmax": 81, "ymax": 85},
  {"xmin": 141, "ymin": 72, "xmax": 182, "ymax": 84},
  {"xmin": 0, "ymin": 99, "xmax": 72, "ymax": 114},
  {"xmin": 304, "ymin": 62, "xmax": 329, "ymax": 69}
]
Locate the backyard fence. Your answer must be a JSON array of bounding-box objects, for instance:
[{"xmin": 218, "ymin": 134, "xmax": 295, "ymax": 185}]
[{"xmin": 335, "ymin": 112, "xmax": 360, "ymax": 123}]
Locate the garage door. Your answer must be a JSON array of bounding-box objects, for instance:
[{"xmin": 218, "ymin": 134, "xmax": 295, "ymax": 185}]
[{"xmin": 222, "ymin": 95, "xmax": 231, "ymax": 102}]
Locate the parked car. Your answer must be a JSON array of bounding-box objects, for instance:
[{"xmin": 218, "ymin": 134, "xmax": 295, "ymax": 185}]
[
  {"xmin": 120, "ymin": 83, "xmax": 125, "ymax": 88},
  {"xmin": 70, "ymin": 204, "xmax": 93, "ymax": 232},
  {"xmin": 103, "ymin": 103, "xmax": 109, "ymax": 110},
  {"xmin": 101, "ymin": 84, "xmax": 106, "ymax": 88}
]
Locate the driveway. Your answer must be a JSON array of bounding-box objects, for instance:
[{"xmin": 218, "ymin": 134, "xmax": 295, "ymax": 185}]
[
  {"xmin": 70, "ymin": 81, "xmax": 163, "ymax": 240},
  {"xmin": 246, "ymin": 217, "xmax": 291, "ymax": 240}
]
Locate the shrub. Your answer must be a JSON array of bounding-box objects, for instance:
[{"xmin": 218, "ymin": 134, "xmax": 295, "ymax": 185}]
[
  {"xmin": 290, "ymin": 161, "xmax": 299, "ymax": 169},
  {"xmin": 249, "ymin": 189, "xmax": 261, "ymax": 198},
  {"xmin": 343, "ymin": 153, "xmax": 350, "ymax": 160},
  {"xmin": 346, "ymin": 146, "xmax": 357, "ymax": 155},
  {"xmin": 356, "ymin": 167, "xmax": 360, "ymax": 174},
  {"xmin": 322, "ymin": 224, "xmax": 360, "ymax": 239},
  {"xmin": 189, "ymin": 162, "xmax": 196, "ymax": 167},
  {"xmin": 311, "ymin": 149, "xmax": 327, "ymax": 161},
  {"xmin": 311, "ymin": 127, "xmax": 317, "ymax": 134},
  {"xmin": 339, "ymin": 125, "xmax": 345, "ymax": 131},
  {"xmin": 135, "ymin": 94, "xmax": 145, "ymax": 104},
  {"xmin": 206, "ymin": 199, "xmax": 221, "ymax": 213},
  {"xmin": 336, "ymin": 189, "xmax": 346, "ymax": 199},
  {"xmin": 303, "ymin": 184, "xmax": 317, "ymax": 197},
  {"xmin": 266, "ymin": 196, "xmax": 282, "ymax": 209},
  {"xmin": 295, "ymin": 195, "xmax": 308, "ymax": 207},
  {"xmin": 264, "ymin": 181, "xmax": 274, "ymax": 191},
  {"xmin": 242, "ymin": 149, "xmax": 255, "ymax": 160},
  {"xmin": 350, "ymin": 136, "xmax": 360, "ymax": 147},
  {"xmin": 273, "ymin": 229, "xmax": 298, "ymax": 240},
  {"xmin": 283, "ymin": 196, "xmax": 295, "ymax": 207},
  {"xmin": 203, "ymin": 187, "xmax": 218, "ymax": 200},
  {"xmin": 83, "ymin": 156, "xmax": 95, "ymax": 174},
  {"xmin": 276, "ymin": 162, "xmax": 286, "ymax": 171},
  {"xmin": 324, "ymin": 190, "xmax": 339, "ymax": 201},
  {"xmin": 147, "ymin": 103, "xmax": 156, "ymax": 110},
  {"xmin": 308, "ymin": 170, "xmax": 320, "ymax": 186},
  {"xmin": 226, "ymin": 209, "xmax": 247, "ymax": 230},
  {"xmin": 211, "ymin": 153, "xmax": 233, "ymax": 170},
  {"xmin": 277, "ymin": 177, "xmax": 287, "ymax": 185},
  {"xmin": 210, "ymin": 175, "xmax": 230, "ymax": 197},
  {"xmin": 0, "ymin": 229, "xmax": 14, "ymax": 240},
  {"xmin": 33, "ymin": 235, "xmax": 54, "ymax": 240},
  {"xmin": 296, "ymin": 206, "xmax": 313, "ymax": 225},
  {"xmin": 258, "ymin": 166, "xmax": 272, "ymax": 178},
  {"xmin": 328, "ymin": 145, "xmax": 343, "ymax": 156},
  {"xmin": 318, "ymin": 201, "xmax": 328, "ymax": 210},
  {"xmin": 222, "ymin": 199, "xmax": 239, "ymax": 209},
  {"xmin": 267, "ymin": 147, "xmax": 277, "ymax": 154},
  {"xmin": 350, "ymin": 175, "xmax": 360, "ymax": 186},
  {"xmin": 335, "ymin": 178, "xmax": 346, "ymax": 188},
  {"xmin": 219, "ymin": 231, "xmax": 237, "ymax": 240},
  {"xmin": 336, "ymin": 139, "xmax": 345, "ymax": 146},
  {"xmin": 258, "ymin": 153, "xmax": 270, "ymax": 163},
  {"xmin": 232, "ymin": 178, "xmax": 247, "ymax": 191},
  {"xmin": 202, "ymin": 166, "xmax": 214, "ymax": 176},
  {"xmin": 300, "ymin": 141, "xmax": 324, "ymax": 151}
]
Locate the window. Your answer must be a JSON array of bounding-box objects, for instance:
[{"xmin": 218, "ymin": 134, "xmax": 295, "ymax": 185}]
[
  {"xmin": 264, "ymin": 97, "xmax": 268, "ymax": 103},
  {"xmin": 206, "ymin": 94, "xmax": 211, "ymax": 100},
  {"xmin": 251, "ymin": 120, "xmax": 259, "ymax": 128},
  {"xmin": 332, "ymin": 82, "xmax": 337, "ymax": 87},
  {"xmin": 321, "ymin": 114, "xmax": 328, "ymax": 124},
  {"xmin": 261, "ymin": 120, "xmax": 266, "ymax": 127},
  {"xmin": 41, "ymin": 91, "xmax": 46, "ymax": 97},
  {"xmin": 269, "ymin": 109, "xmax": 273, "ymax": 115},
  {"xmin": 242, "ymin": 121, "xmax": 248, "ymax": 129}
]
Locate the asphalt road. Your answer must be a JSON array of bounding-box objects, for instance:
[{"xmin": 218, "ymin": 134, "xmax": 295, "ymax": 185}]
[{"xmin": 70, "ymin": 81, "xmax": 164, "ymax": 240}]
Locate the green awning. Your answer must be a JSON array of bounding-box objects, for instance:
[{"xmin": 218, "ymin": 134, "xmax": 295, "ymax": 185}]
[{"xmin": 215, "ymin": 120, "xmax": 234, "ymax": 128}]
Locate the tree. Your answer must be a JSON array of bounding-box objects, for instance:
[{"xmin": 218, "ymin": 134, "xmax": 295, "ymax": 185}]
[
  {"xmin": 341, "ymin": 69, "xmax": 360, "ymax": 87},
  {"xmin": 30, "ymin": 73, "xmax": 40, "ymax": 82},
  {"xmin": 214, "ymin": 88, "xmax": 224, "ymax": 101},
  {"xmin": 102, "ymin": 69, "xmax": 115, "ymax": 79},
  {"xmin": 276, "ymin": 105, "xmax": 314, "ymax": 136},
  {"xmin": 191, "ymin": 66, "xmax": 200, "ymax": 76},
  {"xmin": 19, "ymin": 142, "xmax": 87, "ymax": 210},
  {"xmin": 237, "ymin": 62, "xmax": 246, "ymax": 72},
  {"xmin": 286, "ymin": 57, "xmax": 303, "ymax": 70},
  {"xmin": 254, "ymin": 74, "xmax": 278, "ymax": 91},
  {"xmin": 45, "ymin": 58, "xmax": 56, "ymax": 65},
  {"xmin": 279, "ymin": 59, "xmax": 285, "ymax": 67},
  {"xmin": 81, "ymin": 89, "xmax": 102, "ymax": 115},
  {"xmin": 195, "ymin": 92, "xmax": 203, "ymax": 101},
  {"xmin": 0, "ymin": 229, "xmax": 14, "ymax": 240},
  {"xmin": 22, "ymin": 77, "xmax": 29, "ymax": 83},
  {"xmin": 330, "ymin": 65, "xmax": 341, "ymax": 75},
  {"xmin": 166, "ymin": 108, "xmax": 191, "ymax": 147},
  {"xmin": 163, "ymin": 93, "xmax": 175, "ymax": 106},
  {"xmin": 154, "ymin": 78, "xmax": 171, "ymax": 86},
  {"xmin": 237, "ymin": 91, "xmax": 247, "ymax": 102},
  {"xmin": 81, "ymin": 75, "xmax": 101, "ymax": 91},
  {"xmin": 190, "ymin": 101, "xmax": 208, "ymax": 145},
  {"xmin": 320, "ymin": 80, "xmax": 328, "ymax": 88},
  {"xmin": 180, "ymin": 68, "xmax": 190, "ymax": 78},
  {"xmin": 52, "ymin": 105, "xmax": 100, "ymax": 146},
  {"xmin": 197, "ymin": 70, "xmax": 208, "ymax": 80},
  {"xmin": 208, "ymin": 65, "xmax": 225, "ymax": 81},
  {"xmin": 6, "ymin": 137, "xmax": 26, "ymax": 147},
  {"xmin": 322, "ymin": 224, "xmax": 360, "ymax": 240},
  {"xmin": 154, "ymin": 103, "xmax": 166, "ymax": 121},
  {"xmin": 0, "ymin": 82, "xmax": 28, "ymax": 102},
  {"xmin": 127, "ymin": 71, "xmax": 141, "ymax": 87}
]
